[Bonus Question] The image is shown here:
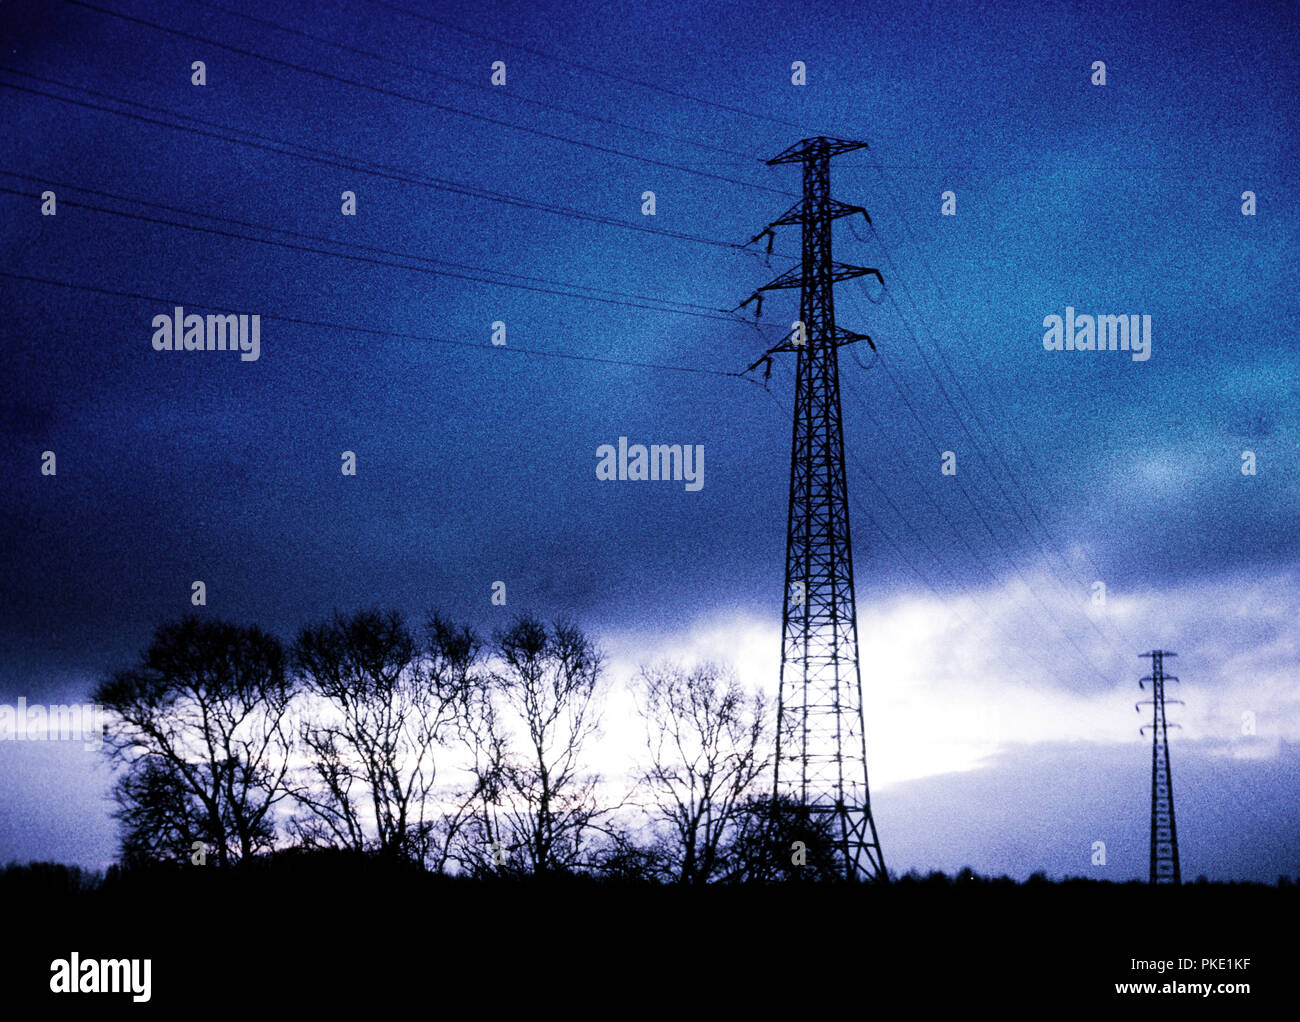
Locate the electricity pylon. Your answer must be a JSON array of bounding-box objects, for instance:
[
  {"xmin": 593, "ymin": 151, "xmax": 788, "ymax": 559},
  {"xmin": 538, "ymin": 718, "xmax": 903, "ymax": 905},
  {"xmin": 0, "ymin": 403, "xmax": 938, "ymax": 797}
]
[
  {"xmin": 739, "ymin": 137, "xmax": 886, "ymax": 882},
  {"xmin": 1137, "ymin": 650, "xmax": 1182, "ymax": 885}
]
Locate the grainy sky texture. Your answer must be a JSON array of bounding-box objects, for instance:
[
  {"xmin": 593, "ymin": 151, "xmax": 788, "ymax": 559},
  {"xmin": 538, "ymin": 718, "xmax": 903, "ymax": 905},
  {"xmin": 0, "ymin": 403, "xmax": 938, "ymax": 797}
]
[{"xmin": 1, "ymin": 0, "xmax": 1297, "ymax": 880}]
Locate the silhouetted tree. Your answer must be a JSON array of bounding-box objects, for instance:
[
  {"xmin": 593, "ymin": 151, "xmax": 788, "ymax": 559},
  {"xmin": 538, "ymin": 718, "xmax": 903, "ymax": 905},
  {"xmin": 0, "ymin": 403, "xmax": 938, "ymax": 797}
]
[
  {"xmin": 722, "ymin": 793, "xmax": 847, "ymax": 883},
  {"xmin": 113, "ymin": 756, "xmax": 242, "ymax": 867},
  {"xmin": 475, "ymin": 614, "xmax": 609, "ymax": 875},
  {"xmin": 634, "ymin": 662, "xmax": 770, "ymax": 884},
  {"xmin": 0, "ymin": 861, "xmax": 99, "ymax": 896},
  {"xmin": 423, "ymin": 612, "xmax": 496, "ymax": 873},
  {"xmin": 94, "ymin": 616, "xmax": 295, "ymax": 867},
  {"xmin": 586, "ymin": 830, "xmax": 665, "ymax": 883},
  {"xmin": 290, "ymin": 609, "xmax": 469, "ymax": 863},
  {"xmin": 445, "ymin": 638, "xmax": 512, "ymax": 877}
]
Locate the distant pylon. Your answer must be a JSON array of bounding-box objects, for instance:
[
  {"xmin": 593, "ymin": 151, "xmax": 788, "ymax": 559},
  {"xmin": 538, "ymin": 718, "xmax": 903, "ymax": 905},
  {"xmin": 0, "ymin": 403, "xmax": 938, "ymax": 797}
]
[
  {"xmin": 1137, "ymin": 650, "xmax": 1182, "ymax": 885},
  {"xmin": 739, "ymin": 137, "xmax": 886, "ymax": 882}
]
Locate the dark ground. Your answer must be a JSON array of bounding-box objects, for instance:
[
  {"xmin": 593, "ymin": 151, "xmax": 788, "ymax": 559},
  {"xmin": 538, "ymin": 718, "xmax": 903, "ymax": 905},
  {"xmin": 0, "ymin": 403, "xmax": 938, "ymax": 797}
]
[{"xmin": 4, "ymin": 854, "xmax": 1293, "ymax": 1013}]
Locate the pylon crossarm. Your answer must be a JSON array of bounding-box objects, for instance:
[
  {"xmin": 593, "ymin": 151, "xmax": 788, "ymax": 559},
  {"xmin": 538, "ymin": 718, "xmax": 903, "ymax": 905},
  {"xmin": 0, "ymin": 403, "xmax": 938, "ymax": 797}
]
[
  {"xmin": 759, "ymin": 263, "xmax": 882, "ymax": 293},
  {"xmin": 756, "ymin": 265, "xmax": 805, "ymax": 292},
  {"xmin": 735, "ymin": 292, "xmax": 764, "ymax": 318},
  {"xmin": 766, "ymin": 136, "xmax": 869, "ymax": 165},
  {"xmin": 767, "ymin": 199, "xmax": 806, "ymax": 228},
  {"xmin": 835, "ymin": 328, "xmax": 876, "ymax": 351},
  {"xmin": 770, "ymin": 197, "xmax": 872, "ymax": 226}
]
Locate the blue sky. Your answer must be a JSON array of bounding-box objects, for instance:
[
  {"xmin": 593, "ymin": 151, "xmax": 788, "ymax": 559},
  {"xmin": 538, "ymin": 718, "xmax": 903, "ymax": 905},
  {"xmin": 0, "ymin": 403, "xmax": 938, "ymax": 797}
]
[{"xmin": 1, "ymin": 0, "xmax": 1297, "ymax": 880}]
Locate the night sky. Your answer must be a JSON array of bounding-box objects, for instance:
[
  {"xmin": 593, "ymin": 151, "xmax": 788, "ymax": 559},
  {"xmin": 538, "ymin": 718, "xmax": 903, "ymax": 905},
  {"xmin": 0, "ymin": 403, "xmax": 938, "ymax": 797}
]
[{"xmin": 2, "ymin": 0, "xmax": 1297, "ymax": 881}]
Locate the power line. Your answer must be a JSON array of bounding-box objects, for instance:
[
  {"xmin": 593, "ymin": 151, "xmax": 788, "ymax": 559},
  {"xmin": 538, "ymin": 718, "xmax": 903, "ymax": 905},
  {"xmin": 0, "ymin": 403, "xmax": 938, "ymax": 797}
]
[
  {"xmin": 850, "ymin": 255, "xmax": 1128, "ymax": 664},
  {"xmin": 838, "ymin": 367, "xmax": 1015, "ymax": 593},
  {"xmin": 364, "ymin": 0, "xmax": 821, "ymax": 138},
  {"xmin": 7, "ymin": 12, "xmax": 1145, "ymax": 678},
  {"xmin": 0, "ymin": 178, "xmax": 748, "ymax": 325},
  {"xmin": 764, "ymin": 358, "xmax": 1060, "ymax": 686},
  {"xmin": 0, "ymin": 71, "xmax": 758, "ymax": 254},
  {"xmin": 761, "ymin": 367, "xmax": 968, "ymax": 621},
  {"xmin": 728, "ymin": 142, "xmax": 1116, "ymax": 684},
  {"xmin": 828, "ymin": 284, "xmax": 1114, "ymax": 685},
  {"xmin": 0, "ymin": 169, "xmax": 728, "ymax": 318},
  {"xmin": 851, "ymin": 162, "xmax": 1139, "ymax": 653},
  {"xmin": 743, "ymin": 302, "xmax": 1118, "ymax": 681},
  {"xmin": 771, "ymin": 357, "xmax": 1038, "ymax": 644},
  {"xmin": 354, "ymin": 8, "xmax": 1280, "ymax": 182},
  {"xmin": 843, "ymin": 355, "xmax": 1111, "ymax": 684},
  {"xmin": 189, "ymin": 0, "xmax": 767, "ymax": 169},
  {"xmin": 63, "ymin": 0, "xmax": 795, "ymax": 198},
  {"xmin": 834, "ymin": 155, "xmax": 1287, "ymax": 175},
  {"xmin": 873, "ymin": 275, "xmax": 1135, "ymax": 661},
  {"xmin": 0, "ymin": 269, "xmax": 759, "ymax": 384},
  {"xmin": 834, "ymin": 364, "xmax": 1083, "ymax": 680}
]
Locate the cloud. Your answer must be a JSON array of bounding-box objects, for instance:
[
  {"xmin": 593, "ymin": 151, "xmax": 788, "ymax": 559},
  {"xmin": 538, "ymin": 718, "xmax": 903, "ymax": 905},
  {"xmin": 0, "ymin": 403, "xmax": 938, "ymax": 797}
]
[{"xmin": 601, "ymin": 565, "xmax": 1300, "ymax": 792}]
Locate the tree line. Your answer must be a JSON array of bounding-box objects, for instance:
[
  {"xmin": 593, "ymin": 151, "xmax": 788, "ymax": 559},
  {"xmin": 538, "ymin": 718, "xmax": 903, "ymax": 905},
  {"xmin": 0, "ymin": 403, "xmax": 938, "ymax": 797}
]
[{"xmin": 93, "ymin": 611, "xmax": 843, "ymax": 883}]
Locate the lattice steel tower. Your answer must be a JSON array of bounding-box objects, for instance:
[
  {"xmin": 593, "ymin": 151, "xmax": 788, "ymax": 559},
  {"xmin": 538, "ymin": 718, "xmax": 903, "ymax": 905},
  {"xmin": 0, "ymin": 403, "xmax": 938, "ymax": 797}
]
[
  {"xmin": 1137, "ymin": 650, "xmax": 1182, "ymax": 885},
  {"xmin": 740, "ymin": 137, "xmax": 886, "ymax": 882}
]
